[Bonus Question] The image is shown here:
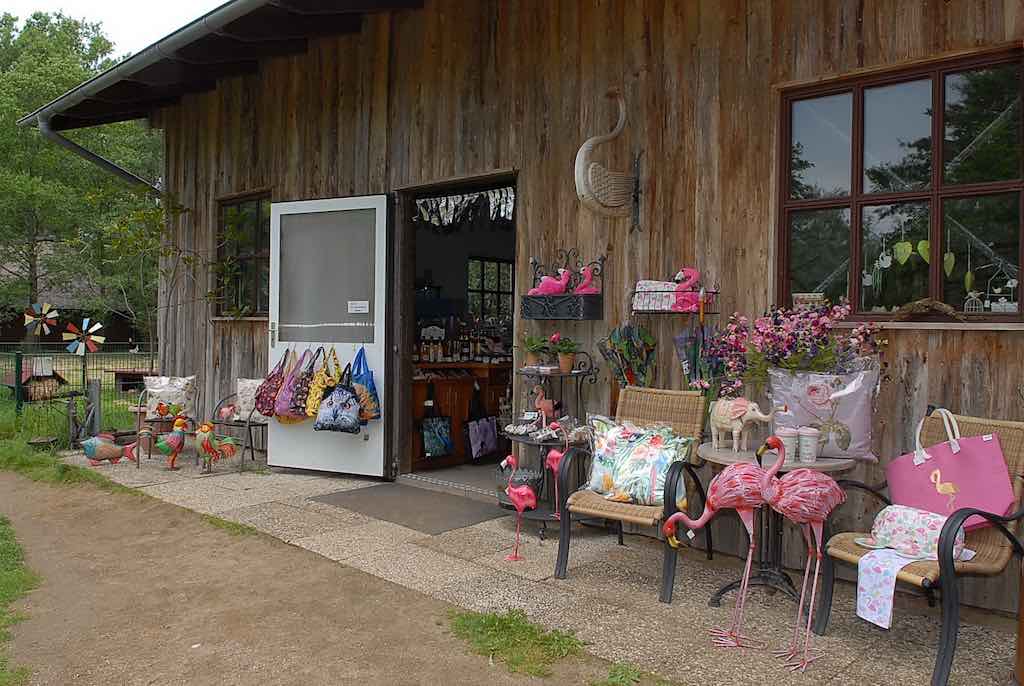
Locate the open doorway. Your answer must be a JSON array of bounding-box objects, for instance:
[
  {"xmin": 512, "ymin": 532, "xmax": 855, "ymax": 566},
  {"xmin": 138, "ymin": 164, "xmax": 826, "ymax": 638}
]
[{"xmin": 399, "ymin": 178, "xmax": 516, "ymax": 495}]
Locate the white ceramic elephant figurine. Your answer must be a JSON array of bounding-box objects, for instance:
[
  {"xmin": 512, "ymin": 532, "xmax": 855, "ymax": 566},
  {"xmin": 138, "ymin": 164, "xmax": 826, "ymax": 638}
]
[{"xmin": 709, "ymin": 398, "xmax": 786, "ymax": 452}]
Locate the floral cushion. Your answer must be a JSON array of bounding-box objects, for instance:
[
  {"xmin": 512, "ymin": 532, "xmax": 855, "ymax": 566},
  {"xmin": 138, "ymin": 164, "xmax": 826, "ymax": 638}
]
[
  {"xmin": 142, "ymin": 375, "xmax": 196, "ymax": 419},
  {"xmin": 234, "ymin": 378, "xmax": 267, "ymax": 423},
  {"xmin": 587, "ymin": 415, "xmax": 694, "ymax": 506}
]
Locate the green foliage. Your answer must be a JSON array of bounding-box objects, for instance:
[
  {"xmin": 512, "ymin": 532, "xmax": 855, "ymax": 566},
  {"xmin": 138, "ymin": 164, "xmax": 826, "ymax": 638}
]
[
  {"xmin": 522, "ymin": 334, "xmax": 549, "ymax": 355},
  {"xmin": 449, "ymin": 609, "xmax": 582, "ymax": 678},
  {"xmin": 199, "ymin": 514, "xmax": 258, "ymax": 537},
  {"xmin": 591, "ymin": 663, "xmax": 644, "ymax": 686},
  {"xmin": 0, "ymin": 438, "xmax": 137, "ymax": 496},
  {"xmin": 0, "ymin": 11, "xmax": 163, "ymax": 334},
  {"xmin": 0, "ymin": 515, "xmax": 40, "ymax": 685}
]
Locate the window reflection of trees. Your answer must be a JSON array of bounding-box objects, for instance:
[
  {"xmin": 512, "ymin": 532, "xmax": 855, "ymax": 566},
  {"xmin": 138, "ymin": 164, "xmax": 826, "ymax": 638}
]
[{"xmin": 786, "ymin": 62, "xmax": 1021, "ymax": 312}]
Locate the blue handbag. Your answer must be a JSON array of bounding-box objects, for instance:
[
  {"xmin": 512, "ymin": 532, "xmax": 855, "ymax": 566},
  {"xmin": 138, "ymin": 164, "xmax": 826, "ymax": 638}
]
[
  {"xmin": 313, "ymin": 363, "xmax": 361, "ymax": 434},
  {"xmin": 351, "ymin": 346, "xmax": 381, "ymax": 423}
]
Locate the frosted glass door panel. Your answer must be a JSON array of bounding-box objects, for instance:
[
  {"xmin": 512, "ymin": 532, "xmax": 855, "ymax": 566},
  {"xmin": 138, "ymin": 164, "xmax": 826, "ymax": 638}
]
[{"xmin": 279, "ymin": 209, "xmax": 375, "ymax": 343}]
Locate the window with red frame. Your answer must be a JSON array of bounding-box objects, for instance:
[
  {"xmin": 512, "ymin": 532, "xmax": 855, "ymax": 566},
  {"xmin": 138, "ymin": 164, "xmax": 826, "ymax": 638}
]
[{"xmin": 778, "ymin": 50, "xmax": 1023, "ymax": 319}]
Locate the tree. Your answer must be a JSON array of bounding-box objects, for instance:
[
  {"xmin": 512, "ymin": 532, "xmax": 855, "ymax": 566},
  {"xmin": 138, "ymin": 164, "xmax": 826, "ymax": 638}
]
[{"xmin": 0, "ymin": 12, "xmax": 163, "ymax": 338}]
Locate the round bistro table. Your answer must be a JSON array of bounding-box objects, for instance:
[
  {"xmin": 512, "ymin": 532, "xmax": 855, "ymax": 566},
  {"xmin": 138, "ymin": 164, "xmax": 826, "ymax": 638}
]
[{"xmin": 695, "ymin": 442, "xmax": 856, "ymax": 607}]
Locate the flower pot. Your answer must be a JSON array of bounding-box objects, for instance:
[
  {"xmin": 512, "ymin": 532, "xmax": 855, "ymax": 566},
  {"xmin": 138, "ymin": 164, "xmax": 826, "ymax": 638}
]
[
  {"xmin": 525, "ymin": 352, "xmax": 541, "ymax": 367},
  {"xmin": 558, "ymin": 353, "xmax": 576, "ymax": 374}
]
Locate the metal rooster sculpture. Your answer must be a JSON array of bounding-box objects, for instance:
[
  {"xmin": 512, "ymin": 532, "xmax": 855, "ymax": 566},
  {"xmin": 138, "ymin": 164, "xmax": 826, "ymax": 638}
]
[
  {"xmin": 574, "ymin": 88, "xmax": 637, "ymax": 223},
  {"xmin": 194, "ymin": 422, "xmax": 238, "ymax": 474},
  {"xmin": 156, "ymin": 416, "xmax": 189, "ymax": 470}
]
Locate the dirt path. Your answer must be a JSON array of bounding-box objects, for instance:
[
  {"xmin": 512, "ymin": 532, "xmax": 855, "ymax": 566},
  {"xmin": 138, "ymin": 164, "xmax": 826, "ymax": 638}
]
[{"xmin": 0, "ymin": 474, "xmax": 617, "ymax": 686}]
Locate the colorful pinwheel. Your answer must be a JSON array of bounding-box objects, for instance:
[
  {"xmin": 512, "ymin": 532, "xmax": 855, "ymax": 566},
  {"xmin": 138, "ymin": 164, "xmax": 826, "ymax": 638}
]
[
  {"xmin": 24, "ymin": 303, "xmax": 59, "ymax": 336},
  {"xmin": 63, "ymin": 319, "xmax": 105, "ymax": 355}
]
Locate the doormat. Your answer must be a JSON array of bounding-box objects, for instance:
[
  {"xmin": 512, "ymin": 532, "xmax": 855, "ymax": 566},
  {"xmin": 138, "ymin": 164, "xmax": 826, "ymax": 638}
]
[{"xmin": 311, "ymin": 483, "xmax": 506, "ymax": 535}]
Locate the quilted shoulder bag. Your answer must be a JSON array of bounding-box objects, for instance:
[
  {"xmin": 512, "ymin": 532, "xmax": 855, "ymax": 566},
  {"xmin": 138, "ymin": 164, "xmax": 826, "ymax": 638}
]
[
  {"xmin": 288, "ymin": 347, "xmax": 324, "ymax": 416},
  {"xmin": 313, "ymin": 363, "xmax": 361, "ymax": 434},
  {"xmin": 306, "ymin": 346, "xmax": 342, "ymax": 417},
  {"xmin": 255, "ymin": 350, "xmax": 291, "ymax": 417},
  {"xmin": 274, "ymin": 348, "xmax": 311, "ymax": 417}
]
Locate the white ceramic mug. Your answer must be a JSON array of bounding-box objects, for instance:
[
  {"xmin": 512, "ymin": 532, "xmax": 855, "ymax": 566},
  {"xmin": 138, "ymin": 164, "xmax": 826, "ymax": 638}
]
[
  {"xmin": 776, "ymin": 426, "xmax": 799, "ymax": 464},
  {"xmin": 798, "ymin": 427, "xmax": 821, "ymax": 463}
]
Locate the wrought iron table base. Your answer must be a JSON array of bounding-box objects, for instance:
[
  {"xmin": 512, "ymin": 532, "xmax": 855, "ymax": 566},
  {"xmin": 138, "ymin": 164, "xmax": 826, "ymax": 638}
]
[{"xmin": 708, "ymin": 506, "xmax": 800, "ymax": 607}]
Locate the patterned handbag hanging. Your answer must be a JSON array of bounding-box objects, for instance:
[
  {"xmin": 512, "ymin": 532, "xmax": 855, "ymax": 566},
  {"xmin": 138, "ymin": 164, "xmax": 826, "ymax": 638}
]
[
  {"xmin": 289, "ymin": 346, "xmax": 325, "ymax": 416},
  {"xmin": 306, "ymin": 346, "xmax": 342, "ymax": 417},
  {"xmin": 254, "ymin": 349, "xmax": 291, "ymax": 417}
]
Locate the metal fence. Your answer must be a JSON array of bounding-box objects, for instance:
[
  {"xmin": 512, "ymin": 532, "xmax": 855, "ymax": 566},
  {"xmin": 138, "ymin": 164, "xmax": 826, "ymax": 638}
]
[{"xmin": 0, "ymin": 343, "xmax": 157, "ymax": 445}]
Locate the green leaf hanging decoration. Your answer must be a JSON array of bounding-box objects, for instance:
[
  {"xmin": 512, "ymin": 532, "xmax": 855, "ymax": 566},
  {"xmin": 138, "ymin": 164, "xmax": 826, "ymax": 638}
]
[
  {"xmin": 943, "ymin": 251, "xmax": 955, "ymax": 277},
  {"xmin": 917, "ymin": 240, "xmax": 930, "ymax": 264},
  {"xmin": 893, "ymin": 241, "xmax": 913, "ymax": 265},
  {"xmin": 965, "ymin": 270, "xmax": 975, "ymax": 292}
]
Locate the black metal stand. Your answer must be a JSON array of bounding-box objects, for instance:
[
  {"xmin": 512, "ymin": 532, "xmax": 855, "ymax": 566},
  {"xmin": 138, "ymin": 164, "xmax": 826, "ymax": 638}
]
[{"xmin": 708, "ymin": 507, "xmax": 800, "ymax": 607}]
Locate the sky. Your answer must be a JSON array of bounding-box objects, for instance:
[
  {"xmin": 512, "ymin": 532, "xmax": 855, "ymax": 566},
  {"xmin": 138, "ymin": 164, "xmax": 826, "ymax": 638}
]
[{"xmin": 6, "ymin": 0, "xmax": 226, "ymax": 56}]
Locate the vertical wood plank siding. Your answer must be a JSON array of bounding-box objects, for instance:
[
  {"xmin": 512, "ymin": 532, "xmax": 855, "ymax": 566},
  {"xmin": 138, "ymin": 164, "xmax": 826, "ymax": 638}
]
[{"xmin": 156, "ymin": 1, "xmax": 1024, "ymax": 612}]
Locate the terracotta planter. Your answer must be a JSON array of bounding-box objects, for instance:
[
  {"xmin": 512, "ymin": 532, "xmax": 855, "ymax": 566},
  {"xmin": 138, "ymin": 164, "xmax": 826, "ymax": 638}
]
[
  {"xmin": 558, "ymin": 353, "xmax": 576, "ymax": 374},
  {"xmin": 525, "ymin": 351, "xmax": 541, "ymax": 367}
]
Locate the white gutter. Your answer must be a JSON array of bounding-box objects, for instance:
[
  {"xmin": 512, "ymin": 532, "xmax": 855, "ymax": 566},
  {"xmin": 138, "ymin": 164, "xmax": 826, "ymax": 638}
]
[{"xmin": 17, "ymin": 0, "xmax": 267, "ymax": 127}]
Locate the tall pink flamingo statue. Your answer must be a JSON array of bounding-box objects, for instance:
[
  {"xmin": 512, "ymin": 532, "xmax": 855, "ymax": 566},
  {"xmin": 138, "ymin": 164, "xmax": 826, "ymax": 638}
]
[
  {"xmin": 528, "ymin": 268, "xmax": 571, "ymax": 295},
  {"xmin": 501, "ymin": 454, "xmax": 537, "ymax": 562},
  {"xmin": 756, "ymin": 436, "xmax": 846, "ymax": 672},
  {"xmin": 663, "ymin": 458, "xmax": 767, "ymax": 648},
  {"xmin": 672, "ymin": 267, "xmax": 702, "ymax": 312},
  {"xmin": 573, "ymin": 265, "xmax": 600, "ymax": 295},
  {"xmin": 544, "ymin": 422, "xmax": 569, "ymax": 520}
]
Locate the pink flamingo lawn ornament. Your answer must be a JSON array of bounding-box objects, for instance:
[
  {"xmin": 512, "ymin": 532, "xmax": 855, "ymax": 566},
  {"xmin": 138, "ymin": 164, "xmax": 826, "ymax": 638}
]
[
  {"xmin": 573, "ymin": 265, "xmax": 600, "ymax": 294},
  {"xmin": 756, "ymin": 436, "xmax": 846, "ymax": 672},
  {"xmin": 528, "ymin": 268, "xmax": 571, "ymax": 295},
  {"xmin": 672, "ymin": 267, "xmax": 702, "ymax": 312},
  {"xmin": 662, "ymin": 458, "xmax": 767, "ymax": 648},
  {"xmin": 501, "ymin": 454, "xmax": 537, "ymax": 562},
  {"xmin": 533, "ymin": 384, "xmax": 557, "ymax": 427},
  {"xmin": 544, "ymin": 422, "xmax": 569, "ymax": 520}
]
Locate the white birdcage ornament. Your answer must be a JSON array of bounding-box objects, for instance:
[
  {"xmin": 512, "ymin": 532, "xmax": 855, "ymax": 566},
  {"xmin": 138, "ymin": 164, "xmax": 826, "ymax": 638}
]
[{"xmin": 963, "ymin": 291, "xmax": 984, "ymax": 313}]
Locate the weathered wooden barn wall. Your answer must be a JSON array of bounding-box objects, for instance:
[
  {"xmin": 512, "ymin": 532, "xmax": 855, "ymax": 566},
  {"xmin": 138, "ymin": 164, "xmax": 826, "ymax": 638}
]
[{"xmin": 154, "ymin": 0, "xmax": 1024, "ymax": 612}]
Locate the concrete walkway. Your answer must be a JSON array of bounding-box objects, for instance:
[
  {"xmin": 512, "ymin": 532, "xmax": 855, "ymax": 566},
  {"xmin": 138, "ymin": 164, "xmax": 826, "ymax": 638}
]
[{"xmin": 64, "ymin": 451, "xmax": 1015, "ymax": 686}]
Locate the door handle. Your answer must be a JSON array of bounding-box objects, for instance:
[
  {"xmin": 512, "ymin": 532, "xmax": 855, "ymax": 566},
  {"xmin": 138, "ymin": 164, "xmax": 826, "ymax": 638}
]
[{"xmin": 269, "ymin": 321, "xmax": 278, "ymax": 347}]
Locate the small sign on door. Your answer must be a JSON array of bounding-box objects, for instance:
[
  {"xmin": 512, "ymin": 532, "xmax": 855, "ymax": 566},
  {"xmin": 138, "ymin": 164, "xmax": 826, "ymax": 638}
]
[{"xmin": 348, "ymin": 300, "xmax": 370, "ymax": 314}]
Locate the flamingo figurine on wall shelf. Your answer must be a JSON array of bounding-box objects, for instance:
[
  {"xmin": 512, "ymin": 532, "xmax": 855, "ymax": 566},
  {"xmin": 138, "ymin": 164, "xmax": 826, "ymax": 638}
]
[
  {"xmin": 756, "ymin": 436, "xmax": 846, "ymax": 672},
  {"xmin": 662, "ymin": 458, "xmax": 767, "ymax": 648},
  {"xmin": 533, "ymin": 385, "xmax": 558, "ymax": 427},
  {"xmin": 573, "ymin": 265, "xmax": 600, "ymax": 295},
  {"xmin": 501, "ymin": 454, "xmax": 537, "ymax": 562},
  {"xmin": 672, "ymin": 267, "xmax": 702, "ymax": 313},
  {"xmin": 528, "ymin": 268, "xmax": 571, "ymax": 296},
  {"xmin": 544, "ymin": 422, "xmax": 570, "ymax": 520}
]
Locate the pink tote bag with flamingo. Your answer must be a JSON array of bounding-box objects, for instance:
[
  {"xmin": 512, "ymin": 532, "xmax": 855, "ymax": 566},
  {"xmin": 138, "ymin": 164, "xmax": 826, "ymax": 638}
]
[{"xmin": 886, "ymin": 409, "xmax": 1014, "ymax": 531}]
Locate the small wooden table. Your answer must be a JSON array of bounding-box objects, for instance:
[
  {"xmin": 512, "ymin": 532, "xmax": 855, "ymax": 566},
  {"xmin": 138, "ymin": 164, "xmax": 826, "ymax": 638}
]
[{"xmin": 695, "ymin": 443, "xmax": 856, "ymax": 607}]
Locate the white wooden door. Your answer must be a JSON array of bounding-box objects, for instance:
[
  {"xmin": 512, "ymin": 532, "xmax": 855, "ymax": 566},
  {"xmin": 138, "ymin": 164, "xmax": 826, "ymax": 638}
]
[{"xmin": 268, "ymin": 195, "xmax": 388, "ymax": 476}]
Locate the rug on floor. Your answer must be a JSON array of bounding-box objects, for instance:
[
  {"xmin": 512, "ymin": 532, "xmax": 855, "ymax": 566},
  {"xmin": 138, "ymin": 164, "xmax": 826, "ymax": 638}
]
[{"xmin": 311, "ymin": 482, "xmax": 508, "ymax": 535}]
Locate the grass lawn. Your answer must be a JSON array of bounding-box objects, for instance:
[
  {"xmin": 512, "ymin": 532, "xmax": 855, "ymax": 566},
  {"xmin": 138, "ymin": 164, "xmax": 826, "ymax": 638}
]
[
  {"xmin": 449, "ymin": 609, "xmax": 583, "ymax": 677},
  {"xmin": 0, "ymin": 516, "xmax": 39, "ymax": 686}
]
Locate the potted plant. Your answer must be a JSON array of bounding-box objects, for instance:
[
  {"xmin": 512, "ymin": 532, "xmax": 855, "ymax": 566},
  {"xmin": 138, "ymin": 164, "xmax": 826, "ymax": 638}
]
[
  {"xmin": 549, "ymin": 332, "xmax": 581, "ymax": 373},
  {"xmin": 522, "ymin": 334, "xmax": 549, "ymax": 367}
]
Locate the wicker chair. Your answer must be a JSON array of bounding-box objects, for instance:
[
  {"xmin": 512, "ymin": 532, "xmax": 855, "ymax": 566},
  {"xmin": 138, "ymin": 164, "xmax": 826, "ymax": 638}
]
[
  {"xmin": 816, "ymin": 411, "xmax": 1024, "ymax": 686},
  {"xmin": 553, "ymin": 387, "xmax": 711, "ymax": 603}
]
